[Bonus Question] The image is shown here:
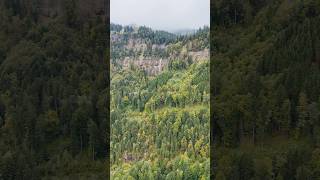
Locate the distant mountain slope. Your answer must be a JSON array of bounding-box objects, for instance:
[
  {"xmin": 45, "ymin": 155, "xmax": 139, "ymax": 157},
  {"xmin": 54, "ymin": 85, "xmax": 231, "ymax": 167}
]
[
  {"xmin": 111, "ymin": 24, "xmax": 209, "ymax": 75},
  {"xmin": 172, "ymin": 28, "xmax": 196, "ymax": 35}
]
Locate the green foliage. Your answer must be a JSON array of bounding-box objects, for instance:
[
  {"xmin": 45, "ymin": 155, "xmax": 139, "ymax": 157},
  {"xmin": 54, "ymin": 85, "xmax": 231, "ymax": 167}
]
[
  {"xmin": 212, "ymin": 0, "xmax": 320, "ymax": 179},
  {"xmin": 111, "ymin": 25, "xmax": 209, "ymax": 178},
  {"xmin": 0, "ymin": 3, "xmax": 108, "ymax": 179}
]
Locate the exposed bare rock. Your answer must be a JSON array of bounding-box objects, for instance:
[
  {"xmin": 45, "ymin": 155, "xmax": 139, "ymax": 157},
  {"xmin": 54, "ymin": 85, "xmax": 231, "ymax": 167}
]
[
  {"xmin": 121, "ymin": 58, "xmax": 169, "ymax": 75},
  {"xmin": 113, "ymin": 49, "xmax": 208, "ymax": 76},
  {"xmin": 125, "ymin": 39, "xmax": 148, "ymax": 52},
  {"xmin": 152, "ymin": 44, "xmax": 166, "ymax": 50},
  {"xmin": 188, "ymin": 49, "xmax": 209, "ymax": 62},
  {"xmin": 111, "ymin": 24, "xmax": 209, "ymax": 75}
]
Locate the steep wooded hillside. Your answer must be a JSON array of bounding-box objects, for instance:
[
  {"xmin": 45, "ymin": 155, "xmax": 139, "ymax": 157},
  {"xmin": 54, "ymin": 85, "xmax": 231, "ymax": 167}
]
[
  {"xmin": 1, "ymin": 0, "xmax": 106, "ymax": 21},
  {"xmin": 212, "ymin": 0, "xmax": 320, "ymax": 179},
  {"xmin": 0, "ymin": 3, "xmax": 108, "ymax": 179},
  {"xmin": 111, "ymin": 25, "xmax": 210, "ymax": 179}
]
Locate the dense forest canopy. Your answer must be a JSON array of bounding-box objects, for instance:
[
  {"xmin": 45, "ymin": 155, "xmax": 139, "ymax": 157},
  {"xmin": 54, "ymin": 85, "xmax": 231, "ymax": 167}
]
[
  {"xmin": 0, "ymin": 1, "xmax": 108, "ymax": 179},
  {"xmin": 4, "ymin": 0, "xmax": 320, "ymax": 178},
  {"xmin": 111, "ymin": 24, "xmax": 210, "ymax": 179},
  {"xmin": 212, "ymin": 0, "xmax": 320, "ymax": 179}
]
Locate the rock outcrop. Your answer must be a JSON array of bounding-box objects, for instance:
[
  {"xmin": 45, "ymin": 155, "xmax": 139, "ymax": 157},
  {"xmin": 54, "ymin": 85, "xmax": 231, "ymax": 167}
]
[
  {"xmin": 122, "ymin": 57, "xmax": 169, "ymax": 76},
  {"xmin": 188, "ymin": 49, "xmax": 210, "ymax": 62}
]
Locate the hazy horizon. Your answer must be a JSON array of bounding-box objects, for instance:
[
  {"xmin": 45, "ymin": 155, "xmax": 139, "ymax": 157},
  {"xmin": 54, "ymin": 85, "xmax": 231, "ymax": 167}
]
[
  {"xmin": 111, "ymin": 0, "xmax": 210, "ymax": 32},
  {"xmin": 111, "ymin": 22, "xmax": 209, "ymax": 32}
]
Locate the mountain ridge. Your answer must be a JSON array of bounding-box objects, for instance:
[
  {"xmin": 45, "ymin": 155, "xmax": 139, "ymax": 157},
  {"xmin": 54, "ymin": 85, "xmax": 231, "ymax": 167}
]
[{"xmin": 111, "ymin": 23, "xmax": 209, "ymax": 75}]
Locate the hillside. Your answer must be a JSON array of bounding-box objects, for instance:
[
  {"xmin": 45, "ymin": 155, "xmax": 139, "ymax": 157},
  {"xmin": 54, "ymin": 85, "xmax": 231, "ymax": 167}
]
[
  {"xmin": 1, "ymin": 0, "xmax": 106, "ymax": 21},
  {"xmin": 110, "ymin": 25, "xmax": 210, "ymax": 179},
  {"xmin": 212, "ymin": 0, "xmax": 320, "ymax": 179},
  {"xmin": 0, "ymin": 3, "xmax": 108, "ymax": 179},
  {"xmin": 111, "ymin": 24, "xmax": 209, "ymax": 75}
]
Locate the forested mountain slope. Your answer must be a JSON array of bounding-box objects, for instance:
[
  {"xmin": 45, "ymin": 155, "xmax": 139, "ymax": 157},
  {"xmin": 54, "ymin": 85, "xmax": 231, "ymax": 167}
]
[
  {"xmin": 0, "ymin": 2, "xmax": 108, "ymax": 179},
  {"xmin": 111, "ymin": 25, "xmax": 210, "ymax": 179},
  {"xmin": 212, "ymin": 0, "xmax": 320, "ymax": 179},
  {"xmin": 111, "ymin": 24, "xmax": 209, "ymax": 75}
]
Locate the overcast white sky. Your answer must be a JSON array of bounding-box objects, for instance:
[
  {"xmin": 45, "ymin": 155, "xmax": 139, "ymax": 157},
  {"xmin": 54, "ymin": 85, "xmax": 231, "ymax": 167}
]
[{"xmin": 111, "ymin": 0, "xmax": 210, "ymax": 32}]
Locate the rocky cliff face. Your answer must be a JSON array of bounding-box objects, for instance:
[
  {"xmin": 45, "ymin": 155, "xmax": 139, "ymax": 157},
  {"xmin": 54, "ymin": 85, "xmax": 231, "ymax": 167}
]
[
  {"xmin": 116, "ymin": 49, "xmax": 209, "ymax": 76},
  {"xmin": 188, "ymin": 49, "xmax": 209, "ymax": 62},
  {"xmin": 111, "ymin": 25, "xmax": 209, "ymax": 75},
  {"xmin": 122, "ymin": 57, "xmax": 169, "ymax": 76}
]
